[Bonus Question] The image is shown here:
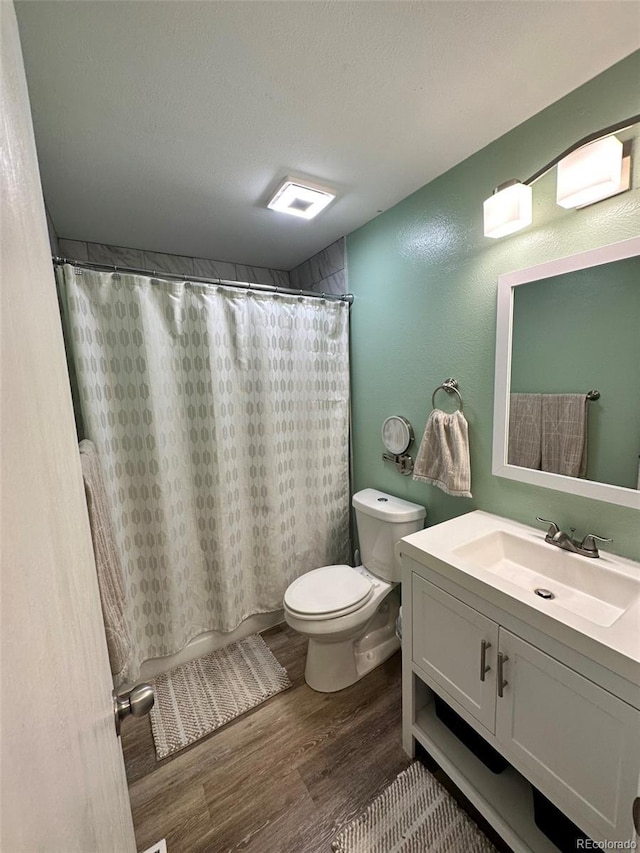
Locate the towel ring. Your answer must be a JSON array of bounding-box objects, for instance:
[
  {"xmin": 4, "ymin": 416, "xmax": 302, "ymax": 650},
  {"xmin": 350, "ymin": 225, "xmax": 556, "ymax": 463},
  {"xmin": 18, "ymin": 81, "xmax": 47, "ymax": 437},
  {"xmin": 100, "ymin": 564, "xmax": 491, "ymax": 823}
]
[{"xmin": 431, "ymin": 378, "xmax": 463, "ymax": 412}]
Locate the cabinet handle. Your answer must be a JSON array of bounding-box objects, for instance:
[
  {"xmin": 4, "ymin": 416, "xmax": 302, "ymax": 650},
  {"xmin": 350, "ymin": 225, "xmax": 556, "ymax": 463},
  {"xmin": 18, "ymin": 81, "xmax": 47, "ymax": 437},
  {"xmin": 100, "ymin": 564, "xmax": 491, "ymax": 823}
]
[
  {"xmin": 480, "ymin": 640, "xmax": 491, "ymax": 682},
  {"xmin": 497, "ymin": 652, "xmax": 509, "ymax": 698}
]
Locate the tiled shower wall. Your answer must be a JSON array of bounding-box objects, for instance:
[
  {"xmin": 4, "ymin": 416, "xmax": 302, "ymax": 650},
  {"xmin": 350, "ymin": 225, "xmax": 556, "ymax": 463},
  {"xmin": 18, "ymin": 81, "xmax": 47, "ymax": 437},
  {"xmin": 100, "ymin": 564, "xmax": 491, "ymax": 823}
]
[
  {"xmin": 52, "ymin": 233, "xmax": 346, "ymax": 292},
  {"xmin": 289, "ymin": 237, "xmax": 347, "ymax": 295},
  {"xmin": 57, "ymin": 238, "xmax": 290, "ymax": 288},
  {"xmin": 45, "ymin": 204, "xmax": 58, "ymax": 255}
]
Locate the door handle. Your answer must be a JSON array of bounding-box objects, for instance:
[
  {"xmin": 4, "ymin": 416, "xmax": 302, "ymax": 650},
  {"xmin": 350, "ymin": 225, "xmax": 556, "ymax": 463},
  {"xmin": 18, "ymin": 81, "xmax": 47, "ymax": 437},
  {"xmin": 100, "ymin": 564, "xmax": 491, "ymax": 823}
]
[
  {"xmin": 497, "ymin": 652, "xmax": 509, "ymax": 698},
  {"xmin": 479, "ymin": 640, "xmax": 491, "ymax": 682},
  {"xmin": 113, "ymin": 683, "xmax": 154, "ymax": 736}
]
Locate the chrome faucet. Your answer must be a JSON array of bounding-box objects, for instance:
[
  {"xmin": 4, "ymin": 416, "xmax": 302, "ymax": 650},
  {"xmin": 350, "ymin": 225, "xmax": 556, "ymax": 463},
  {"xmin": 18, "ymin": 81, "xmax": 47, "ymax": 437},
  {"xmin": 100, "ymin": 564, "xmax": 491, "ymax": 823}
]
[{"xmin": 535, "ymin": 517, "xmax": 612, "ymax": 559}]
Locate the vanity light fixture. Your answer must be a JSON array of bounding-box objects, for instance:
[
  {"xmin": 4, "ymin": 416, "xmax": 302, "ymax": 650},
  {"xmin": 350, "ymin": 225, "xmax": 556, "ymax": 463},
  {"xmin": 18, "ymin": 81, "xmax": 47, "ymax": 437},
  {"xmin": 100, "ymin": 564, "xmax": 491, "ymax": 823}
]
[
  {"xmin": 267, "ymin": 177, "xmax": 336, "ymax": 220},
  {"xmin": 483, "ymin": 180, "xmax": 532, "ymax": 239},
  {"xmin": 556, "ymin": 135, "xmax": 630, "ymax": 209},
  {"xmin": 483, "ymin": 113, "xmax": 639, "ymax": 238}
]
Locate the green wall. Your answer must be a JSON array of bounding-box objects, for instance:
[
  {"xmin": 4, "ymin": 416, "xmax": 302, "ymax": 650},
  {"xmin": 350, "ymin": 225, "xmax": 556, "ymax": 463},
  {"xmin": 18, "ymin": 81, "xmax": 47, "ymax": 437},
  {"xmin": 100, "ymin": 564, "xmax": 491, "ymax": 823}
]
[
  {"xmin": 511, "ymin": 257, "xmax": 640, "ymax": 489},
  {"xmin": 347, "ymin": 51, "xmax": 640, "ymax": 561}
]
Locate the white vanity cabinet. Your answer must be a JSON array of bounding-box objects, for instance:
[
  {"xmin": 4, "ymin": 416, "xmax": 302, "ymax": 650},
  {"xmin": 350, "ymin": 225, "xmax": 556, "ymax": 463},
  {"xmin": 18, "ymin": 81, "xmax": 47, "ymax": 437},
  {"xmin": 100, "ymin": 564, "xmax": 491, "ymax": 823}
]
[
  {"xmin": 413, "ymin": 576, "xmax": 499, "ymax": 733},
  {"xmin": 495, "ymin": 628, "xmax": 640, "ymax": 842},
  {"xmin": 404, "ymin": 559, "xmax": 640, "ymax": 852}
]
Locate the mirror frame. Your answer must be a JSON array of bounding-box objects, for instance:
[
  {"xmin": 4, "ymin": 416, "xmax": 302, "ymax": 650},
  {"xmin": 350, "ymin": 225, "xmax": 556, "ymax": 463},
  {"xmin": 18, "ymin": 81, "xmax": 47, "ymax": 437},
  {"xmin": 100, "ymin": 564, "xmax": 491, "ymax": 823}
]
[{"xmin": 492, "ymin": 235, "xmax": 640, "ymax": 510}]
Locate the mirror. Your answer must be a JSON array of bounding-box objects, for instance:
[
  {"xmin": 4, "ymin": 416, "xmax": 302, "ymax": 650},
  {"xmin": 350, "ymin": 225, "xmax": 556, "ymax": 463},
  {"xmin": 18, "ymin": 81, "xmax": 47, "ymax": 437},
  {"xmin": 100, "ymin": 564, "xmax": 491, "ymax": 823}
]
[
  {"xmin": 493, "ymin": 236, "xmax": 640, "ymax": 509},
  {"xmin": 381, "ymin": 415, "xmax": 415, "ymax": 476}
]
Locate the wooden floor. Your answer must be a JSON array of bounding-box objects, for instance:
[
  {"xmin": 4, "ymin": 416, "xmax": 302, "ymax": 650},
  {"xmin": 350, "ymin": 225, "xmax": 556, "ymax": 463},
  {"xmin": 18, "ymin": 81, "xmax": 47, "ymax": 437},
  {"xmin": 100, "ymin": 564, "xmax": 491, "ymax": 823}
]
[{"xmin": 122, "ymin": 624, "xmax": 512, "ymax": 853}]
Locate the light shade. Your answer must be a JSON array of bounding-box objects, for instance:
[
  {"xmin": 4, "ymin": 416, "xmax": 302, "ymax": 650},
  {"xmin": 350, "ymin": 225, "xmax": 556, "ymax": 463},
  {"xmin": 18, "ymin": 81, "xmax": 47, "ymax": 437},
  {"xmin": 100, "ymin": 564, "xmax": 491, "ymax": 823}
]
[
  {"xmin": 267, "ymin": 178, "xmax": 335, "ymax": 220},
  {"xmin": 556, "ymin": 136, "xmax": 627, "ymax": 209},
  {"xmin": 483, "ymin": 181, "xmax": 532, "ymax": 239}
]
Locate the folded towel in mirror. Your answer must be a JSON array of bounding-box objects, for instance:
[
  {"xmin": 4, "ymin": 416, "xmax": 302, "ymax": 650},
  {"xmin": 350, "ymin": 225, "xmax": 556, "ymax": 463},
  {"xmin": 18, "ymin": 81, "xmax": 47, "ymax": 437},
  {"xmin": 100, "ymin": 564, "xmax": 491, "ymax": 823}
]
[
  {"xmin": 541, "ymin": 394, "xmax": 588, "ymax": 478},
  {"xmin": 508, "ymin": 393, "xmax": 542, "ymax": 469}
]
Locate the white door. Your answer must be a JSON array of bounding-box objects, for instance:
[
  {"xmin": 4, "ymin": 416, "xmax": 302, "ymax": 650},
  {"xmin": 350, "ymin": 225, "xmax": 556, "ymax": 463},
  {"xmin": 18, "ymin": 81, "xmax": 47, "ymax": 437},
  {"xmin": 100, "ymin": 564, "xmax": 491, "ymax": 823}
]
[
  {"xmin": 1, "ymin": 4, "xmax": 137, "ymax": 851},
  {"xmin": 495, "ymin": 628, "xmax": 640, "ymax": 843},
  {"xmin": 411, "ymin": 575, "xmax": 499, "ymax": 733}
]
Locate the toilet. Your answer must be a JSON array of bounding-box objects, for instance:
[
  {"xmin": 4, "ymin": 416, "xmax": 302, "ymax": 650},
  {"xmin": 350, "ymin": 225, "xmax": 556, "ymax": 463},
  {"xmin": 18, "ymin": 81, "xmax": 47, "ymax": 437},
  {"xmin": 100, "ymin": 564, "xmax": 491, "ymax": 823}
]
[{"xmin": 283, "ymin": 488, "xmax": 426, "ymax": 692}]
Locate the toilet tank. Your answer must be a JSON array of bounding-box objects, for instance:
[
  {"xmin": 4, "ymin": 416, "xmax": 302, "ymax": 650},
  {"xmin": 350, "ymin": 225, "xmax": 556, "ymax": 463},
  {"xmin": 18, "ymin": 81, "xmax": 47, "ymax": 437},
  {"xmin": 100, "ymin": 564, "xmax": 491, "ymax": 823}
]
[{"xmin": 352, "ymin": 489, "xmax": 426, "ymax": 582}]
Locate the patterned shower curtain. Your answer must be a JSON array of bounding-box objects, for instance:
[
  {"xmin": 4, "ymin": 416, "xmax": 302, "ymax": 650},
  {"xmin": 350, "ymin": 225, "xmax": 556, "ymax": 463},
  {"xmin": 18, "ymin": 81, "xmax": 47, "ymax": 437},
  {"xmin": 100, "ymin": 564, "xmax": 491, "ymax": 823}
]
[{"xmin": 56, "ymin": 264, "xmax": 351, "ymax": 683}]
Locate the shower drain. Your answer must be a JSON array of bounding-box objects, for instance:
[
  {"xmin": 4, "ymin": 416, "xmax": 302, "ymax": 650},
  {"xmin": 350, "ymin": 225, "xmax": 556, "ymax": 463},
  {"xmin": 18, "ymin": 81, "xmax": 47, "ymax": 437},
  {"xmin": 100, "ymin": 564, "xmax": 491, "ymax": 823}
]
[{"xmin": 534, "ymin": 588, "xmax": 555, "ymax": 600}]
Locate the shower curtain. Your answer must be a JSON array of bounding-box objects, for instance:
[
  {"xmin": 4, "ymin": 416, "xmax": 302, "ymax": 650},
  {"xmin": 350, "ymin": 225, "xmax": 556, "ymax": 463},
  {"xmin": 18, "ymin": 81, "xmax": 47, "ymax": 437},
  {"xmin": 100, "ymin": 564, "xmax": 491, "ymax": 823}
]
[{"xmin": 56, "ymin": 264, "xmax": 351, "ymax": 683}]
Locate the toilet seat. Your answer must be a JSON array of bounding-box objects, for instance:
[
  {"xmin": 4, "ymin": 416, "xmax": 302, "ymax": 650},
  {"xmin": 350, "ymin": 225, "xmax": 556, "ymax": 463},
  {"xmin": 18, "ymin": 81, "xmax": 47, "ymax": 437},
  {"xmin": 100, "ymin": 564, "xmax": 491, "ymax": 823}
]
[{"xmin": 284, "ymin": 565, "xmax": 374, "ymax": 620}]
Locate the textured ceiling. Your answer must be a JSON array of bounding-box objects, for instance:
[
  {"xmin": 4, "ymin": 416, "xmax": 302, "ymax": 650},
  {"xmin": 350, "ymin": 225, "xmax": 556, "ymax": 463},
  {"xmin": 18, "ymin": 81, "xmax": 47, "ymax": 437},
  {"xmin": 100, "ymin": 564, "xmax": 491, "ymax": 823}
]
[{"xmin": 15, "ymin": 1, "xmax": 640, "ymax": 271}]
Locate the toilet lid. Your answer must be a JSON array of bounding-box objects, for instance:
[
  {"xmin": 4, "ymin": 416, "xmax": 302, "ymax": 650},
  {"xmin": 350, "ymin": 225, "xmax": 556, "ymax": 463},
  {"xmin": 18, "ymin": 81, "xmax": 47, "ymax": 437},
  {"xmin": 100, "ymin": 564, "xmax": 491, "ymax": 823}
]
[{"xmin": 284, "ymin": 565, "xmax": 374, "ymax": 617}]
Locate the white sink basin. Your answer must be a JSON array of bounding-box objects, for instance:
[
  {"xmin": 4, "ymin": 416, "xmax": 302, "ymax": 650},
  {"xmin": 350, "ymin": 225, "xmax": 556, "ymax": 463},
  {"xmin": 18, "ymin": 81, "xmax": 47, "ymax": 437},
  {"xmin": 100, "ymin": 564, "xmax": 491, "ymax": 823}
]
[
  {"xmin": 452, "ymin": 529, "xmax": 639, "ymax": 627},
  {"xmin": 396, "ymin": 510, "xmax": 640, "ymax": 677}
]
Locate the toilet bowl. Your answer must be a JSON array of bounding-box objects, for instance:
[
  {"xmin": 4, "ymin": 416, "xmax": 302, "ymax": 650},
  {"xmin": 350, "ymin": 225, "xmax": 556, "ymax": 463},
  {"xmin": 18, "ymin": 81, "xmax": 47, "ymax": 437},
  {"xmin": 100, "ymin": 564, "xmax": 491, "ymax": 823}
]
[{"xmin": 283, "ymin": 489, "xmax": 426, "ymax": 692}]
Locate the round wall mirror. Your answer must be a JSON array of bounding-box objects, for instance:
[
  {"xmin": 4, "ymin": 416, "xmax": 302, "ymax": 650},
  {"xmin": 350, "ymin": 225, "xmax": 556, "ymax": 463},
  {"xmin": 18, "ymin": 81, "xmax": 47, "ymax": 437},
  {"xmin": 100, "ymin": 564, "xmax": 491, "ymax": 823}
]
[{"xmin": 381, "ymin": 416, "xmax": 414, "ymax": 456}]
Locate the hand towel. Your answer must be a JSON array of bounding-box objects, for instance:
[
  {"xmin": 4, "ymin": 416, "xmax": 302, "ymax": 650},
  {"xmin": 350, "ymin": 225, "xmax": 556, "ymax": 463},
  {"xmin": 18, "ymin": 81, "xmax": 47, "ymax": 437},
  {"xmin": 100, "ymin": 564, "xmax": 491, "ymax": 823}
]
[
  {"xmin": 79, "ymin": 439, "xmax": 132, "ymax": 681},
  {"xmin": 541, "ymin": 394, "xmax": 588, "ymax": 478},
  {"xmin": 508, "ymin": 393, "xmax": 542, "ymax": 469},
  {"xmin": 413, "ymin": 409, "xmax": 472, "ymax": 497}
]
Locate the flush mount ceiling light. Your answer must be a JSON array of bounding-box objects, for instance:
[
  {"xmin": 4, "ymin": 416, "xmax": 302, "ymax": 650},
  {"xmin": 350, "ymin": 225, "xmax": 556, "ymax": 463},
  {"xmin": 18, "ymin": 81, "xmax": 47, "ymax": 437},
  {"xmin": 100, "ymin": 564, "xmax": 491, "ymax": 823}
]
[
  {"xmin": 267, "ymin": 178, "xmax": 336, "ymax": 220},
  {"xmin": 483, "ymin": 180, "xmax": 532, "ymax": 239},
  {"xmin": 482, "ymin": 113, "xmax": 639, "ymax": 238}
]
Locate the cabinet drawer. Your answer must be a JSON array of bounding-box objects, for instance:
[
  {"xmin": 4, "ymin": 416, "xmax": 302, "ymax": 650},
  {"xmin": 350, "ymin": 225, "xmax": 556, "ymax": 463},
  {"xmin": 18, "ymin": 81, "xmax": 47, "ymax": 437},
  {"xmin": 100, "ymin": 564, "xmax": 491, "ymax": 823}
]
[
  {"xmin": 412, "ymin": 574, "xmax": 499, "ymax": 733},
  {"xmin": 496, "ymin": 629, "xmax": 640, "ymax": 842}
]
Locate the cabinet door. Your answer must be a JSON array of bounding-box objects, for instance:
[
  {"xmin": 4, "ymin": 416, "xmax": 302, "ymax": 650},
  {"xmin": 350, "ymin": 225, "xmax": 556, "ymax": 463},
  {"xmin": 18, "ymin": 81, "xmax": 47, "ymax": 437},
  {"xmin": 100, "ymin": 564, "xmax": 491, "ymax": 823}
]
[
  {"xmin": 412, "ymin": 575, "xmax": 499, "ymax": 733},
  {"xmin": 496, "ymin": 628, "xmax": 640, "ymax": 843}
]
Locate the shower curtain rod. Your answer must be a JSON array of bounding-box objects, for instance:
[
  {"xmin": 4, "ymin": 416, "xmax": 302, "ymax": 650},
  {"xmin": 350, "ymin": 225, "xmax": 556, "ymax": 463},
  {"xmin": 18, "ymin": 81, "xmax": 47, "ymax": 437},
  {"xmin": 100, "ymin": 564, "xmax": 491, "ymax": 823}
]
[{"xmin": 52, "ymin": 257, "xmax": 354, "ymax": 304}]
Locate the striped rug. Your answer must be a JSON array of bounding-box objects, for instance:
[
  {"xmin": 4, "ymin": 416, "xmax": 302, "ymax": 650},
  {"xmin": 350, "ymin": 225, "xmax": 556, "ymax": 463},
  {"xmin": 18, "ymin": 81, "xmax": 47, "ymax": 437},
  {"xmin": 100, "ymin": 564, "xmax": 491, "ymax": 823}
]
[
  {"xmin": 149, "ymin": 634, "xmax": 291, "ymax": 759},
  {"xmin": 332, "ymin": 762, "xmax": 497, "ymax": 853}
]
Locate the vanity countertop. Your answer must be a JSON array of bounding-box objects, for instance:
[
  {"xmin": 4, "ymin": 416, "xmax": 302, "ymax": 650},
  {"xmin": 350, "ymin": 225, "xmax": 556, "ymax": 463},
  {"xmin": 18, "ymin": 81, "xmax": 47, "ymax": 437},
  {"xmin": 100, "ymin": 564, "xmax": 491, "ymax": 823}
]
[{"xmin": 397, "ymin": 510, "xmax": 640, "ymax": 691}]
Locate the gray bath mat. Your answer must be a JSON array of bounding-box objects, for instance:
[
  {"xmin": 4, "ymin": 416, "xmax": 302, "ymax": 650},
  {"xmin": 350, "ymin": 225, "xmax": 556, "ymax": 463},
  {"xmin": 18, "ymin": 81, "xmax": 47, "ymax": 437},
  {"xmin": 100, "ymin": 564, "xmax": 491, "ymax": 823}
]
[
  {"xmin": 332, "ymin": 761, "xmax": 497, "ymax": 853},
  {"xmin": 149, "ymin": 634, "xmax": 291, "ymax": 759}
]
